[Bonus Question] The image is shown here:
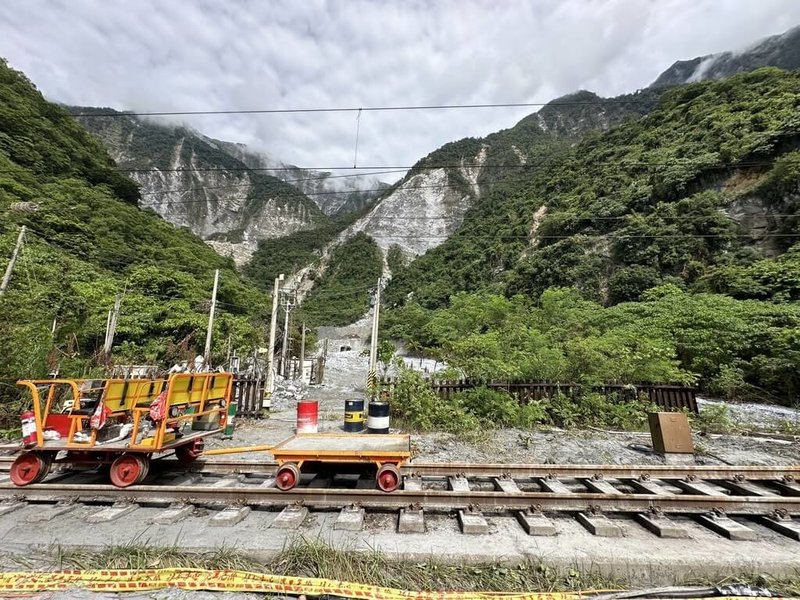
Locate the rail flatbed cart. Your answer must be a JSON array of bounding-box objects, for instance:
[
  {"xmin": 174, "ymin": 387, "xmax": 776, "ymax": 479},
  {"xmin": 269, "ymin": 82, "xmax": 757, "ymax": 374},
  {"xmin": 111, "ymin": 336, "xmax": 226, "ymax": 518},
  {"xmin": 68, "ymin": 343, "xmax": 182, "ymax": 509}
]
[
  {"xmin": 270, "ymin": 433, "xmax": 411, "ymax": 492},
  {"xmin": 11, "ymin": 372, "xmax": 232, "ymax": 488}
]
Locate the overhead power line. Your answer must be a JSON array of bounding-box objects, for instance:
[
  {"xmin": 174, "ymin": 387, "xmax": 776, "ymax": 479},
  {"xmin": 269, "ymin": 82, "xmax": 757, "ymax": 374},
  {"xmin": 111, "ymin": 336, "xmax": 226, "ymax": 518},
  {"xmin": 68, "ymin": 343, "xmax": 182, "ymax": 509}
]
[
  {"xmin": 98, "ymin": 159, "xmax": 780, "ymax": 174},
  {"xmin": 68, "ymin": 97, "xmax": 659, "ymax": 118}
]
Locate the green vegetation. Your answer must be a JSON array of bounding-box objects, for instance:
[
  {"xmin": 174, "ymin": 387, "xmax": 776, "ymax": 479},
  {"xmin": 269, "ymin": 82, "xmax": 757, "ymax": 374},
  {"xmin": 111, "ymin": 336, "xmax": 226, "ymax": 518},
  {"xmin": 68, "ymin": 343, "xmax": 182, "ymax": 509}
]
[
  {"xmin": 381, "ymin": 69, "xmax": 800, "ymax": 405},
  {"xmin": 298, "ymin": 232, "xmax": 382, "ymax": 327},
  {"xmin": 385, "ymin": 286, "xmax": 800, "ymax": 404},
  {"xmin": 243, "ymin": 222, "xmax": 342, "ymax": 289},
  {"xmin": 19, "ymin": 538, "xmax": 800, "ymax": 596},
  {"xmin": 386, "ymin": 69, "xmax": 800, "ymax": 309},
  {"xmin": 388, "ymin": 362, "xmax": 658, "ymax": 433},
  {"xmin": 0, "ymin": 60, "xmax": 267, "ymax": 398}
]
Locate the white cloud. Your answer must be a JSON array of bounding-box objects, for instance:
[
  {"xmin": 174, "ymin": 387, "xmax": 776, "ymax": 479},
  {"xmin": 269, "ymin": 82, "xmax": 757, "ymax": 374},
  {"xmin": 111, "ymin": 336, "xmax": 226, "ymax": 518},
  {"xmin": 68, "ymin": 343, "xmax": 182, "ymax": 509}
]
[{"xmin": 1, "ymin": 0, "xmax": 798, "ymax": 173}]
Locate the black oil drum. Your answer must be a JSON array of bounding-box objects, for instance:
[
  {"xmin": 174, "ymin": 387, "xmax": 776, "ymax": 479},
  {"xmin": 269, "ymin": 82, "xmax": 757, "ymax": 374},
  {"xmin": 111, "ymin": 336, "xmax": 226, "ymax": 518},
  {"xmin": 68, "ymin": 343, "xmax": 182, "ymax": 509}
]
[
  {"xmin": 366, "ymin": 401, "xmax": 390, "ymax": 434},
  {"xmin": 344, "ymin": 399, "xmax": 365, "ymax": 432}
]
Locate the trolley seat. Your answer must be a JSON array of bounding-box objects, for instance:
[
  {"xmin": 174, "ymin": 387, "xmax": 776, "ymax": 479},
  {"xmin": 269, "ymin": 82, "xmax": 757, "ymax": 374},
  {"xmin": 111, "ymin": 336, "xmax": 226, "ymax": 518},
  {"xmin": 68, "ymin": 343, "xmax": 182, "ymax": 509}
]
[{"xmin": 16, "ymin": 373, "xmax": 232, "ymax": 453}]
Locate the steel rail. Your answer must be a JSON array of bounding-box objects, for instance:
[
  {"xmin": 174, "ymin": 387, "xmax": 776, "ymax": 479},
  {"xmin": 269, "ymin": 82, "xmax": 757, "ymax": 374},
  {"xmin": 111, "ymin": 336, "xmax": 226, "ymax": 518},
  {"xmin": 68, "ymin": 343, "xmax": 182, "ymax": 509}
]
[
  {"xmin": 1, "ymin": 482, "xmax": 798, "ymax": 515},
  {"xmin": 2, "ymin": 456, "xmax": 798, "ymax": 482},
  {"xmin": 186, "ymin": 460, "xmax": 799, "ymax": 481}
]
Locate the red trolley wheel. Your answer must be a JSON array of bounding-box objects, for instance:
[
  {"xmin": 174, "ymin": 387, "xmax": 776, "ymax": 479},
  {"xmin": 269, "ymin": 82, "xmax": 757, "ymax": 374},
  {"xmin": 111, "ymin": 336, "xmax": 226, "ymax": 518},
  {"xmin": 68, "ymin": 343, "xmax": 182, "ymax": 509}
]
[
  {"xmin": 33, "ymin": 452, "xmax": 54, "ymax": 483},
  {"xmin": 134, "ymin": 455, "xmax": 151, "ymax": 484},
  {"xmin": 175, "ymin": 438, "xmax": 205, "ymax": 464},
  {"xmin": 10, "ymin": 452, "xmax": 48, "ymax": 486},
  {"xmin": 275, "ymin": 463, "xmax": 300, "ymax": 491},
  {"xmin": 376, "ymin": 463, "xmax": 400, "ymax": 492},
  {"xmin": 109, "ymin": 454, "xmax": 146, "ymax": 488}
]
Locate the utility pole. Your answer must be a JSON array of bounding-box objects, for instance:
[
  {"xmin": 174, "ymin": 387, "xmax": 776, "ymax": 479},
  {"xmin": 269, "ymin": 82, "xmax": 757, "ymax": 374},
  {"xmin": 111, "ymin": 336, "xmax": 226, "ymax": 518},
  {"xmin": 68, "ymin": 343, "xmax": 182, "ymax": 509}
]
[
  {"xmin": 280, "ymin": 287, "xmax": 296, "ymax": 378},
  {"xmin": 264, "ymin": 274, "xmax": 284, "ymax": 406},
  {"xmin": 103, "ymin": 293, "xmax": 123, "ymax": 357},
  {"xmin": 203, "ymin": 269, "xmax": 220, "ymax": 370},
  {"xmin": 368, "ymin": 278, "xmax": 382, "ymax": 403},
  {"xmin": 0, "ymin": 225, "xmax": 26, "ymax": 297},
  {"xmin": 299, "ymin": 322, "xmax": 307, "ymax": 382}
]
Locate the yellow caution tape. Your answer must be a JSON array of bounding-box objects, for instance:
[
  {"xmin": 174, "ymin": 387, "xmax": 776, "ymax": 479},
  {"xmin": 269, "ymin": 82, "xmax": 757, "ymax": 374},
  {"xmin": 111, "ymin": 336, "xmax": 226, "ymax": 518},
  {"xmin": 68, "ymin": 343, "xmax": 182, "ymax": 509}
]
[
  {"xmin": 0, "ymin": 568, "xmax": 608, "ymax": 599},
  {"xmin": 0, "ymin": 571, "xmax": 788, "ymax": 600}
]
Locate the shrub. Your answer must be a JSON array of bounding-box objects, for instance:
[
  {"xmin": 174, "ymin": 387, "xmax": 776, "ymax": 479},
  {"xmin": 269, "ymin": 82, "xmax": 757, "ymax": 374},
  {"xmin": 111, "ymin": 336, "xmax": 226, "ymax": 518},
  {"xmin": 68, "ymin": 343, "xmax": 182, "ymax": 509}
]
[
  {"xmin": 453, "ymin": 387, "xmax": 520, "ymax": 426},
  {"xmin": 389, "ymin": 363, "xmax": 478, "ymax": 433}
]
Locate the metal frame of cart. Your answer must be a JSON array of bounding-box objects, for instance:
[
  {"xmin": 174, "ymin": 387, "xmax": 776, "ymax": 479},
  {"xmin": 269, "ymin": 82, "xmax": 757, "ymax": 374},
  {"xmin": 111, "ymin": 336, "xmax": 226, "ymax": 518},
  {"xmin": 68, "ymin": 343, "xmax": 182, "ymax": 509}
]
[
  {"xmin": 10, "ymin": 373, "xmax": 232, "ymax": 488},
  {"xmin": 269, "ymin": 433, "xmax": 411, "ymax": 492}
]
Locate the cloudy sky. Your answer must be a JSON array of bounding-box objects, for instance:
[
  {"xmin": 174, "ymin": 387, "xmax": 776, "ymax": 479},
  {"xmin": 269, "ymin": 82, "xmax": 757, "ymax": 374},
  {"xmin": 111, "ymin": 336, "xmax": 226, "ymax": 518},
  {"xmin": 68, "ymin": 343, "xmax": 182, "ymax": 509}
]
[{"xmin": 1, "ymin": 0, "xmax": 799, "ymax": 177}]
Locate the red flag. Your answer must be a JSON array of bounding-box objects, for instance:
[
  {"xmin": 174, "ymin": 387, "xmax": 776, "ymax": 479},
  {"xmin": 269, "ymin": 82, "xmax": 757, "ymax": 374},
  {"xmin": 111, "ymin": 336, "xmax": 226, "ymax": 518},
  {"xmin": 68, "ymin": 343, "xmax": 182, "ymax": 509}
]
[
  {"xmin": 149, "ymin": 390, "xmax": 168, "ymax": 421},
  {"xmin": 89, "ymin": 401, "xmax": 111, "ymax": 430}
]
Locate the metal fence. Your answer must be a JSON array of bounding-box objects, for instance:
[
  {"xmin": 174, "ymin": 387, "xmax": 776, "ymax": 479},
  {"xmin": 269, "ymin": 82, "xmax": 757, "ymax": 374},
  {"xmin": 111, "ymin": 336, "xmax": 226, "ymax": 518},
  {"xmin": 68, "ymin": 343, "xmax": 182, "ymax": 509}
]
[{"xmin": 379, "ymin": 378, "xmax": 698, "ymax": 413}]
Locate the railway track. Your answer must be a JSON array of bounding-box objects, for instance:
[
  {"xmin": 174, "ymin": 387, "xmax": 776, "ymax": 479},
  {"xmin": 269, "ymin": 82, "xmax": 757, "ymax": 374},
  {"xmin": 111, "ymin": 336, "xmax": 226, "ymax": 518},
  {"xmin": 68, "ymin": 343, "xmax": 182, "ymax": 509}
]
[{"xmin": 0, "ymin": 456, "xmax": 799, "ymax": 540}]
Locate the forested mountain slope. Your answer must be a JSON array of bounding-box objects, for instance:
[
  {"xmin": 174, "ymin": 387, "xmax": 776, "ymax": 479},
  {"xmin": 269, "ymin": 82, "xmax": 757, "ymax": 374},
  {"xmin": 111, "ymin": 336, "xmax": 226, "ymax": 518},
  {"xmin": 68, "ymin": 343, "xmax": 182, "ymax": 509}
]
[
  {"xmin": 386, "ymin": 68, "xmax": 800, "ymax": 308},
  {"xmin": 0, "ymin": 60, "xmax": 266, "ymax": 380},
  {"xmin": 384, "ymin": 68, "xmax": 800, "ymax": 403}
]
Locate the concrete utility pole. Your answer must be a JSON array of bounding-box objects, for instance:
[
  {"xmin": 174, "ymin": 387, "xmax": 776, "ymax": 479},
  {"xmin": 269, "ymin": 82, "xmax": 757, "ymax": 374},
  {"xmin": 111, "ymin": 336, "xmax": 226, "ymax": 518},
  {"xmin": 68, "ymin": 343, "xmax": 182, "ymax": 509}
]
[
  {"xmin": 299, "ymin": 322, "xmax": 307, "ymax": 382},
  {"xmin": 203, "ymin": 269, "xmax": 220, "ymax": 369},
  {"xmin": 280, "ymin": 287, "xmax": 296, "ymax": 378},
  {"xmin": 0, "ymin": 226, "xmax": 26, "ymax": 297},
  {"xmin": 103, "ymin": 294, "xmax": 123, "ymax": 356},
  {"xmin": 264, "ymin": 274, "xmax": 284, "ymax": 406},
  {"xmin": 368, "ymin": 278, "xmax": 382, "ymax": 402}
]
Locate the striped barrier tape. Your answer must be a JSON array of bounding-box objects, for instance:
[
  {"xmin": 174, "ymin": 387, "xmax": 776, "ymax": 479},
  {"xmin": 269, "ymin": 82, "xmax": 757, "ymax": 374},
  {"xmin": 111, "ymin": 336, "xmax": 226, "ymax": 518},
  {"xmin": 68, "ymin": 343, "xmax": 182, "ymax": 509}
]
[{"xmin": 0, "ymin": 568, "xmax": 611, "ymax": 599}]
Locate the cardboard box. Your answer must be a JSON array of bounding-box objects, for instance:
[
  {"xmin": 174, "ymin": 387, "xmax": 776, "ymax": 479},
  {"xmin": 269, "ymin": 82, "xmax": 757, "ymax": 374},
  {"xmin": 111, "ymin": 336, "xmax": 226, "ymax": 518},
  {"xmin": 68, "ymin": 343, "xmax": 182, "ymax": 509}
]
[{"xmin": 648, "ymin": 412, "xmax": 694, "ymax": 454}]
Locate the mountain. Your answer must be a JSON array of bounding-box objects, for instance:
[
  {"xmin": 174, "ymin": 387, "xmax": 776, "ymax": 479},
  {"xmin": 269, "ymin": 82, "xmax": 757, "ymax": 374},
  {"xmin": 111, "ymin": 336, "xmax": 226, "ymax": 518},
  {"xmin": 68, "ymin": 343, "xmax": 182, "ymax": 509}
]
[
  {"xmin": 387, "ymin": 67, "xmax": 800, "ymax": 308},
  {"xmin": 319, "ymin": 24, "xmax": 800, "ymax": 270},
  {"xmin": 0, "ymin": 59, "xmax": 267, "ymax": 384},
  {"xmin": 383, "ymin": 68, "xmax": 800, "ymax": 404},
  {"xmin": 71, "ymin": 108, "xmax": 329, "ymax": 263},
  {"xmin": 651, "ymin": 25, "xmax": 800, "ymax": 87},
  {"xmin": 213, "ymin": 139, "xmax": 390, "ymax": 217},
  {"xmin": 287, "ymin": 25, "xmax": 800, "ymax": 316}
]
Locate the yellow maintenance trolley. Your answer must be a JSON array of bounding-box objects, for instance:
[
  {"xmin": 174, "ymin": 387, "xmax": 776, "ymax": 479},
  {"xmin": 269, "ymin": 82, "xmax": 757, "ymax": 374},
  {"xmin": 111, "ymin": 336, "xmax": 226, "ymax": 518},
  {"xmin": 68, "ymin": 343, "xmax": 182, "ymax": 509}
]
[
  {"xmin": 11, "ymin": 372, "xmax": 232, "ymax": 488},
  {"xmin": 271, "ymin": 433, "xmax": 411, "ymax": 492}
]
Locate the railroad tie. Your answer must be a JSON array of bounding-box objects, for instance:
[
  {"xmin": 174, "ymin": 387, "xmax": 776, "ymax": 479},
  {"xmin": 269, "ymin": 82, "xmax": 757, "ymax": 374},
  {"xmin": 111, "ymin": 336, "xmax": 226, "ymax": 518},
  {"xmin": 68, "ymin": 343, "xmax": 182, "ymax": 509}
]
[
  {"xmin": 209, "ymin": 505, "xmax": 251, "ymax": 527},
  {"xmin": 515, "ymin": 510, "xmax": 556, "ymax": 536},
  {"xmin": 87, "ymin": 501, "xmax": 139, "ymax": 524},
  {"xmin": 493, "ymin": 476, "xmax": 520, "ymax": 493},
  {"xmin": 209, "ymin": 474, "xmax": 245, "ymax": 488},
  {"xmin": 25, "ymin": 500, "xmax": 77, "ymax": 522},
  {"xmin": 270, "ymin": 505, "xmax": 308, "ymax": 529},
  {"xmin": 772, "ymin": 479, "xmax": 800, "ymax": 496},
  {"xmin": 538, "ymin": 477, "xmax": 571, "ymax": 494},
  {"xmin": 334, "ymin": 505, "xmax": 365, "ymax": 531},
  {"xmin": 150, "ymin": 503, "xmax": 193, "ymax": 525},
  {"xmin": 576, "ymin": 511, "xmax": 624, "ymax": 537},
  {"xmin": 403, "ymin": 476, "xmax": 422, "ymax": 491},
  {"xmin": 448, "ymin": 476, "xmax": 470, "ymax": 492},
  {"xmin": 633, "ymin": 511, "xmax": 689, "ymax": 538},
  {"xmin": 627, "ymin": 478, "xmax": 670, "ymax": 495},
  {"xmin": 759, "ymin": 513, "xmax": 800, "ymax": 541},
  {"xmin": 457, "ymin": 507, "xmax": 488, "ymax": 534},
  {"xmin": 398, "ymin": 506, "xmax": 425, "ymax": 533},
  {"xmin": 0, "ymin": 501, "xmax": 25, "ymax": 517},
  {"xmin": 674, "ymin": 479, "xmax": 728, "ymax": 496},
  {"xmin": 718, "ymin": 480, "xmax": 777, "ymax": 497},
  {"xmin": 695, "ymin": 512, "xmax": 758, "ymax": 541},
  {"xmin": 581, "ymin": 477, "xmax": 621, "ymax": 495}
]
